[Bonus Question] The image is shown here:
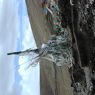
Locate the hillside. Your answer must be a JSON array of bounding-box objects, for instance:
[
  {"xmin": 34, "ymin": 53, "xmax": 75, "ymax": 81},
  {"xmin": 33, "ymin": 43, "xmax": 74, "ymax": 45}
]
[
  {"xmin": 26, "ymin": 0, "xmax": 95, "ymax": 95},
  {"xmin": 26, "ymin": 0, "xmax": 73, "ymax": 95}
]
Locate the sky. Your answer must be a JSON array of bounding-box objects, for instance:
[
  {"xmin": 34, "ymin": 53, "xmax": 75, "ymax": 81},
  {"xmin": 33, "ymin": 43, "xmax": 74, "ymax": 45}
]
[{"xmin": 0, "ymin": 0, "xmax": 40, "ymax": 95}]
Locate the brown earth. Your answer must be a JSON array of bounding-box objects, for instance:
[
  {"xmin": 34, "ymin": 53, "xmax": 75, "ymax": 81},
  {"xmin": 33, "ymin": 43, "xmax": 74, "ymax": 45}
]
[{"xmin": 26, "ymin": 0, "xmax": 74, "ymax": 95}]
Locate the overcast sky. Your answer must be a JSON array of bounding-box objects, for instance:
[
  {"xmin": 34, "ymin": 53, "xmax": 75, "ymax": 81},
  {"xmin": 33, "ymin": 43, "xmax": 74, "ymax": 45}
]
[{"xmin": 0, "ymin": 0, "xmax": 40, "ymax": 95}]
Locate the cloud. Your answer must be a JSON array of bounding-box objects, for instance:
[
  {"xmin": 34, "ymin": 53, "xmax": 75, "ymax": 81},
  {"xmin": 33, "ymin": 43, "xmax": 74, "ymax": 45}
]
[
  {"xmin": 0, "ymin": 0, "xmax": 21, "ymax": 95},
  {"xmin": 19, "ymin": 55, "xmax": 40, "ymax": 95},
  {"xmin": 0, "ymin": 0, "xmax": 3, "ymax": 13},
  {"xmin": 0, "ymin": 0, "xmax": 40, "ymax": 95},
  {"xmin": 0, "ymin": 0, "xmax": 39, "ymax": 95},
  {"xmin": 18, "ymin": 9, "xmax": 40, "ymax": 95},
  {"xmin": 22, "ymin": 16, "xmax": 37, "ymax": 50},
  {"xmin": 19, "ymin": 65, "xmax": 40, "ymax": 95},
  {"xmin": 0, "ymin": 0, "xmax": 3, "ymax": 3},
  {"xmin": 7, "ymin": 83, "xmax": 22, "ymax": 95},
  {"xmin": 0, "ymin": 46, "xmax": 3, "ymax": 57}
]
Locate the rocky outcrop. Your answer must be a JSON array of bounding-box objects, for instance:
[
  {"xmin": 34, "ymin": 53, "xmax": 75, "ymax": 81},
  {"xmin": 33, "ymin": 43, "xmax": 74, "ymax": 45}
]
[
  {"xmin": 26, "ymin": 0, "xmax": 73, "ymax": 95},
  {"xmin": 58, "ymin": 0, "xmax": 95, "ymax": 94},
  {"xmin": 26, "ymin": 0, "xmax": 95, "ymax": 94}
]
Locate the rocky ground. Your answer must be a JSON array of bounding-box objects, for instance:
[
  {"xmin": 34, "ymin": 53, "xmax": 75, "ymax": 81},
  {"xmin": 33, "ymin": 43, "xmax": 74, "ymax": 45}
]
[
  {"xmin": 26, "ymin": 0, "xmax": 74, "ymax": 95},
  {"xmin": 26, "ymin": 0, "xmax": 95, "ymax": 95}
]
